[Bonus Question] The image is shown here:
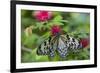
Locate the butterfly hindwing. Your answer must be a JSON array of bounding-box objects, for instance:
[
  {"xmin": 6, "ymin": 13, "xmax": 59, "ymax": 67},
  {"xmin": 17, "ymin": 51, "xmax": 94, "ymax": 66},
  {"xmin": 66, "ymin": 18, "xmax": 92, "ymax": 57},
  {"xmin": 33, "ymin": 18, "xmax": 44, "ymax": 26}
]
[
  {"xmin": 37, "ymin": 37, "xmax": 50, "ymax": 55},
  {"xmin": 37, "ymin": 36, "xmax": 57, "ymax": 57},
  {"xmin": 64, "ymin": 34, "xmax": 82, "ymax": 52}
]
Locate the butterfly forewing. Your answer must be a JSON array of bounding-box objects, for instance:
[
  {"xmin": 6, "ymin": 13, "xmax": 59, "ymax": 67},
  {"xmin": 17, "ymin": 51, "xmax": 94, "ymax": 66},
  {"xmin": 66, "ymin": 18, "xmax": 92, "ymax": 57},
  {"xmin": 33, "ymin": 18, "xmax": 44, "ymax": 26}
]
[
  {"xmin": 48, "ymin": 36, "xmax": 57, "ymax": 57},
  {"xmin": 57, "ymin": 36, "xmax": 68, "ymax": 58}
]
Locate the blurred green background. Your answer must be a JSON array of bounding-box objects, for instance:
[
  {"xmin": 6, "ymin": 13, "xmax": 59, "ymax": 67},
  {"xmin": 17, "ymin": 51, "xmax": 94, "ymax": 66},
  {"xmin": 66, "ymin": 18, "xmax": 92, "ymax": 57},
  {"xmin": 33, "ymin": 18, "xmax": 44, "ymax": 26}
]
[{"xmin": 21, "ymin": 10, "xmax": 90, "ymax": 63}]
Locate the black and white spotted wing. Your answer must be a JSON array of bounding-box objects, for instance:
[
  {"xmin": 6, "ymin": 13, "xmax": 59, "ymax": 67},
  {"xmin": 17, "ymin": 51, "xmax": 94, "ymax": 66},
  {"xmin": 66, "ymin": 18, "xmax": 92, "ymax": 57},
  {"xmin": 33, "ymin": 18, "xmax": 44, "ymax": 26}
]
[
  {"xmin": 37, "ymin": 34, "xmax": 82, "ymax": 58},
  {"xmin": 37, "ymin": 37, "xmax": 51, "ymax": 55},
  {"xmin": 61, "ymin": 35, "xmax": 82, "ymax": 53},
  {"xmin": 57, "ymin": 37, "xmax": 68, "ymax": 58},
  {"xmin": 37, "ymin": 36, "xmax": 57, "ymax": 57}
]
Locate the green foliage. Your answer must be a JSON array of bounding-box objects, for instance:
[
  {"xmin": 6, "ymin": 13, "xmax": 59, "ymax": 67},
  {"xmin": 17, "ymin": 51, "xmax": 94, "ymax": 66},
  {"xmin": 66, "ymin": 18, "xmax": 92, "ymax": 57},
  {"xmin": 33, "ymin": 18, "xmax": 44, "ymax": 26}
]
[
  {"xmin": 53, "ymin": 15, "xmax": 63, "ymax": 21},
  {"xmin": 21, "ymin": 10, "xmax": 90, "ymax": 63}
]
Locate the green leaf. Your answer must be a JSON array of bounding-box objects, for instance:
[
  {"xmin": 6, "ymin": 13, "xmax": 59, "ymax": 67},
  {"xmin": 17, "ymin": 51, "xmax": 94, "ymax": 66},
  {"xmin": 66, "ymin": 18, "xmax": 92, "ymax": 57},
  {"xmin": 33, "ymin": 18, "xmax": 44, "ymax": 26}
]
[
  {"xmin": 21, "ymin": 18, "xmax": 35, "ymax": 28},
  {"xmin": 21, "ymin": 51, "xmax": 36, "ymax": 63},
  {"xmin": 23, "ymin": 34, "xmax": 39, "ymax": 48},
  {"xmin": 41, "ymin": 32, "xmax": 51, "ymax": 38},
  {"xmin": 53, "ymin": 15, "xmax": 63, "ymax": 22},
  {"xmin": 36, "ymin": 56, "xmax": 49, "ymax": 62},
  {"xmin": 63, "ymin": 26, "xmax": 70, "ymax": 32},
  {"xmin": 52, "ymin": 22, "xmax": 64, "ymax": 26},
  {"xmin": 36, "ymin": 22, "xmax": 43, "ymax": 30},
  {"xmin": 60, "ymin": 20, "xmax": 68, "ymax": 23}
]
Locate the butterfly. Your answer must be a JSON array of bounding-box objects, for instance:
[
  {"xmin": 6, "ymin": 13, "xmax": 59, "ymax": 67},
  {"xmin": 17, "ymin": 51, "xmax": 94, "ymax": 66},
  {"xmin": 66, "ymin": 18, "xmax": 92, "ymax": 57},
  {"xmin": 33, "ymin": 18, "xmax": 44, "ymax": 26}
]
[{"xmin": 37, "ymin": 34, "xmax": 83, "ymax": 58}]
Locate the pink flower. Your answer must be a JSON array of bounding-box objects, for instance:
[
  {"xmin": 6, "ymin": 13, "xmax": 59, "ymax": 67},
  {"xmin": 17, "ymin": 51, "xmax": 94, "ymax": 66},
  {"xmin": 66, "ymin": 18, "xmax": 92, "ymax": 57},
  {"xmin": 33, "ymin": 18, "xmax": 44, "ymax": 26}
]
[
  {"xmin": 33, "ymin": 10, "xmax": 52, "ymax": 22},
  {"xmin": 80, "ymin": 38, "xmax": 90, "ymax": 48},
  {"xmin": 51, "ymin": 25, "xmax": 61, "ymax": 36}
]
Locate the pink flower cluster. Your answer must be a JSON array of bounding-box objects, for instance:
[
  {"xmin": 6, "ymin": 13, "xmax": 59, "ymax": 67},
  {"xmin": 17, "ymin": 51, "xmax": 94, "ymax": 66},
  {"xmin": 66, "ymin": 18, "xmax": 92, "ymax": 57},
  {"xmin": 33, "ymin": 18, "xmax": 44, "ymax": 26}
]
[
  {"xmin": 33, "ymin": 10, "xmax": 52, "ymax": 22},
  {"xmin": 80, "ymin": 38, "xmax": 90, "ymax": 48},
  {"xmin": 51, "ymin": 25, "xmax": 61, "ymax": 36}
]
